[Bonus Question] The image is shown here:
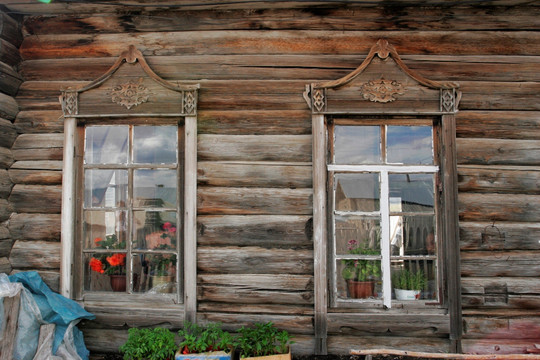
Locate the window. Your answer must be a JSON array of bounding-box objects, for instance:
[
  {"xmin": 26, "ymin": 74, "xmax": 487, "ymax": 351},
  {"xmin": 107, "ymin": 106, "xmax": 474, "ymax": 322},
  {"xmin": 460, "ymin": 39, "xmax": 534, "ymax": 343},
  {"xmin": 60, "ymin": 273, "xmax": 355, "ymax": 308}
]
[
  {"xmin": 80, "ymin": 124, "xmax": 182, "ymax": 297},
  {"xmin": 328, "ymin": 119, "xmax": 440, "ymax": 308}
]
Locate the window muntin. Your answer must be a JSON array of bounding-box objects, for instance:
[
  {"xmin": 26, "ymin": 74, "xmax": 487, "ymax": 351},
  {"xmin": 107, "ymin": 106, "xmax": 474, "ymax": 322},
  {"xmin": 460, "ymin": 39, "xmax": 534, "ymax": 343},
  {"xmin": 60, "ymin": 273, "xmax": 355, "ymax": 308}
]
[
  {"xmin": 82, "ymin": 124, "xmax": 181, "ymax": 297},
  {"xmin": 330, "ymin": 122, "xmax": 439, "ymax": 308}
]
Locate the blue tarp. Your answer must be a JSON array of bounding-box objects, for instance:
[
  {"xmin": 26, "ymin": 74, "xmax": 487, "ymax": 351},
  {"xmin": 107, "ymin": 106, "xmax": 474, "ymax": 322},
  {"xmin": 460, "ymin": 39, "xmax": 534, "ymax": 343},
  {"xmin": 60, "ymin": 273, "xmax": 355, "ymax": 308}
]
[{"xmin": 1, "ymin": 271, "xmax": 95, "ymax": 360}]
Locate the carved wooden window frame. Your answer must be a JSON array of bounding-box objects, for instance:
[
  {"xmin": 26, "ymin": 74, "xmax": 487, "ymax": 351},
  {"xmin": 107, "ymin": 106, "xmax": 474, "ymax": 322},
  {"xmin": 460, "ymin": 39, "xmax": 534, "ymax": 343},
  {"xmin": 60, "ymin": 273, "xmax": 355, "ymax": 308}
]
[
  {"xmin": 304, "ymin": 40, "xmax": 462, "ymax": 353},
  {"xmin": 59, "ymin": 46, "xmax": 199, "ymax": 322}
]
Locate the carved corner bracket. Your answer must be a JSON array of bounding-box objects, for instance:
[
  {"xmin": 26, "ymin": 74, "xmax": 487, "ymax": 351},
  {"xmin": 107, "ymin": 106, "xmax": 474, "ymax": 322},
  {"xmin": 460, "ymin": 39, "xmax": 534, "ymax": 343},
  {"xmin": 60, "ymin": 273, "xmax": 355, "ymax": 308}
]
[{"xmin": 60, "ymin": 89, "xmax": 78, "ymax": 116}]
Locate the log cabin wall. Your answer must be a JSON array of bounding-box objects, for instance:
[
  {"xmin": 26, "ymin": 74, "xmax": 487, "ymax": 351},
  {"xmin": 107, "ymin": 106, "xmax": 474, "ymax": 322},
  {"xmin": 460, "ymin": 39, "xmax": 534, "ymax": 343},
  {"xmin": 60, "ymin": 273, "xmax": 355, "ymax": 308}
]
[{"xmin": 3, "ymin": 0, "xmax": 540, "ymax": 355}]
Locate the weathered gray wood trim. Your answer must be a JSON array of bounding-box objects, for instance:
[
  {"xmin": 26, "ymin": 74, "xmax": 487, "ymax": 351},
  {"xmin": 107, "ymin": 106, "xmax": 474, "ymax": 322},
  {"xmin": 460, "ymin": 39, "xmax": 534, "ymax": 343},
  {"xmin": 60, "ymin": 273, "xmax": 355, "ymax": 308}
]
[
  {"xmin": 312, "ymin": 113, "xmax": 328, "ymax": 355},
  {"xmin": 60, "ymin": 117, "xmax": 76, "ymax": 298},
  {"xmin": 184, "ymin": 115, "xmax": 197, "ymax": 322}
]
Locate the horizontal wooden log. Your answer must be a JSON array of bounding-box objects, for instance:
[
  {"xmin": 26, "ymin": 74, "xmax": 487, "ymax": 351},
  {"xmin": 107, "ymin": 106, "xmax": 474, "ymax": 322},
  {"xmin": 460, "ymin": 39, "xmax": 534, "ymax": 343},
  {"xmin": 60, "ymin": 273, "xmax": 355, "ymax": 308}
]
[
  {"xmin": 458, "ymin": 165, "xmax": 540, "ymax": 194},
  {"xmin": 198, "ymin": 162, "xmax": 311, "ymax": 188},
  {"xmin": 14, "ymin": 110, "xmax": 64, "ymax": 134},
  {"xmin": 0, "ymin": 118, "xmax": 17, "ymax": 148},
  {"xmin": 462, "ymin": 294, "xmax": 540, "ymax": 310},
  {"xmin": 462, "ymin": 277, "xmax": 540, "ymax": 295},
  {"xmin": 197, "ymin": 302, "xmax": 313, "ymax": 316},
  {"xmin": 8, "ymin": 213, "xmax": 61, "ymax": 241},
  {"xmin": 459, "ymin": 81, "xmax": 540, "ymax": 111},
  {"xmin": 0, "ymin": 257, "xmax": 11, "ymax": 274},
  {"xmin": 12, "ymin": 133, "xmax": 64, "ymax": 161},
  {"xmin": 0, "ymin": 198, "xmax": 13, "ymax": 222},
  {"xmin": 198, "ymin": 273, "xmax": 313, "ymax": 291},
  {"xmin": 9, "ymin": 240, "xmax": 60, "ymax": 270},
  {"xmin": 198, "ymin": 135, "xmax": 311, "ymax": 162},
  {"xmin": 0, "ymin": 12, "xmax": 22, "ymax": 46},
  {"xmin": 328, "ymin": 335, "xmax": 450, "ymax": 354},
  {"xmin": 459, "ymin": 193, "xmax": 540, "ymax": 222},
  {"xmin": 462, "ymin": 338, "xmax": 540, "ymax": 356},
  {"xmin": 198, "ymin": 312, "xmax": 313, "ymax": 335},
  {"xmin": 0, "ymin": 92, "xmax": 18, "ymax": 120},
  {"xmin": 461, "ymin": 251, "xmax": 540, "ymax": 278},
  {"xmin": 460, "ymin": 222, "xmax": 540, "ymax": 251},
  {"xmin": 327, "ymin": 313, "xmax": 449, "ymax": 337},
  {"xmin": 22, "ymin": 6, "xmax": 540, "ymax": 35},
  {"xmin": 0, "ymin": 225, "xmax": 8, "ymax": 239},
  {"xmin": 457, "ymin": 111, "xmax": 540, "ymax": 140},
  {"xmin": 0, "ymin": 38, "xmax": 21, "ymax": 66},
  {"xmin": 19, "ymin": 31, "xmax": 540, "ymax": 60},
  {"xmin": 198, "ymin": 215, "xmax": 312, "ymax": 248},
  {"xmin": 0, "ymin": 60, "xmax": 22, "ymax": 96},
  {"xmin": 198, "ymin": 246, "xmax": 313, "ymax": 274},
  {"xmin": 80, "ymin": 328, "xmax": 128, "ymax": 353},
  {"xmin": 0, "ymin": 169, "xmax": 12, "ymax": 198},
  {"xmin": 0, "ymin": 239, "xmax": 12, "ymax": 258},
  {"xmin": 457, "ymin": 138, "xmax": 540, "ymax": 166},
  {"xmin": 10, "ymin": 160, "xmax": 63, "ymax": 170},
  {"xmin": 9, "ymin": 184, "xmax": 62, "ymax": 213},
  {"xmin": 198, "ymin": 187, "xmax": 312, "ymax": 215},
  {"xmin": 19, "ymin": 54, "xmax": 540, "ymax": 83},
  {"xmin": 0, "ymin": 147, "xmax": 13, "ymax": 169},
  {"xmin": 8, "ymin": 169, "xmax": 62, "ymax": 185}
]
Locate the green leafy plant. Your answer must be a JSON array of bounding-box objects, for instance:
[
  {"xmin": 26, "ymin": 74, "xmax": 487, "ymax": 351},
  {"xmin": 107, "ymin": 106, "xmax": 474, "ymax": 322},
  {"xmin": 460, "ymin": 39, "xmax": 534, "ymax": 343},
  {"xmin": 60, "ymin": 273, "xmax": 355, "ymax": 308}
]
[
  {"xmin": 341, "ymin": 240, "xmax": 381, "ymax": 282},
  {"xmin": 178, "ymin": 322, "xmax": 233, "ymax": 354},
  {"xmin": 233, "ymin": 322, "xmax": 294, "ymax": 358},
  {"xmin": 120, "ymin": 327, "xmax": 177, "ymax": 360},
  {"xmin": 392, "ymin": 269, "xmax": 427, "ymax": 291}
]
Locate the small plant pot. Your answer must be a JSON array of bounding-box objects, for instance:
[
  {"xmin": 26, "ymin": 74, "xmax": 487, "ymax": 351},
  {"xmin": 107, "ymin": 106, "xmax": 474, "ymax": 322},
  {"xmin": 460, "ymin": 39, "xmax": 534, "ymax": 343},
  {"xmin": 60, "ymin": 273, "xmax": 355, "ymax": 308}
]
[
  {"xmin": 347, "ymin": 280, "xmax": 375, "ymax": 299},
  {"xmin": 394, "ymin": 288, "xmax": 421, "ymax": 300},
  {"xmin": 242, "ymin": 350, "xmax": 291, "ymax": 360},
  {"xmin": 176, "ymin": 350, "xmax": 231, "ymax": 360}
]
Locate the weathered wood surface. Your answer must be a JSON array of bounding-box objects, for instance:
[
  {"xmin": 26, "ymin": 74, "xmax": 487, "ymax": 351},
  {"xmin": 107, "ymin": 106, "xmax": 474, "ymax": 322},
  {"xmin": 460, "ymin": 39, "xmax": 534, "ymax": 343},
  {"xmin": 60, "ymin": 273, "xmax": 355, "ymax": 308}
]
[
  {"xmin": 459, "ymin": 193, "xmax": 540, "ymax": 222},
  {"xmin": 198, "ymin": 162, "xmax": 311, "ymax": 188},
  {"xmin": 457, "ymin": 139, "xmax": 540, "ymax": 166},
  {"xmin": 0, "ymin": 92, "xmax": 18, "ymax": 120},
  {"xmin": 0, "ymin": 239, "xmax": 12, "ymax": 258},
  {"xmin": 197, "ymin": 302, "xmax": 314, "ymax": 316},
  {"xmin": 198, "ymin": 215, "xmax": 312, "ymax": 248},
  {"xmin": 352, "ymin": 348, "xmax": 540, "ymax": 359},
  {"xmin": 0, "ymin": 293, "xmax": 21, "ymax": 360},
  {"xmin": 0, "ymin": 169, "xmax": 13, "ymax": 198},
  {"xmin": 0, "ymin": 12, "xmax": 22, "ymax": 46},
  {"xmin": 199, "ymin": 312, "xmax": 313, "ymax": 334},
  {"xmin": 460, "ymin": 222, "xmax": 540, "ymax": 251},
  {"xmin": 8, "ymin": 213, "xmax": 61, "ymax": 241},
  {"xmin": 0, "ymin": 147, "xmax": 13, "ymax": 169},
  {"xmin": 461, "ymin": 252, "xmax": 540, "ymax": 278},
  {"xmin": 198, "ymin": 247, "xmax": 313, "ymax": 274},
  {"xmin": 0, "ymin": 38, "xmax": 21, "ymax": 66},
  {"xmin": 10, "ymin": 269, "xmax": 60, "ymax": 292},
  {"xmin": 464, "ymin": 317, "xmax": 540, "ymax": 340},
  {"xmin": 21, "ymin": 6, "xmax": 540, "ymax": 35},
  {"xmin": 8, "ymin": 169, "xmax": 62, "ymax": 185},
  {"xmin": 0, "ymin": 198, "xmax": 13, "ymax": 222},
  {"xmin": 9, "ymin": 184, "xmax": 62, "ymax": 213},
  {"xmin": 14, "ymin": 110, "xmax": 64, "ymax": 134},
  {"xmin": 462, "ymin": 338, "xmax": 540, "ymax": 356},
  {"xmin": 328, "ymin": 335, "xmax": 450, "ymax": 354},
  {"xmin": 33, "ymin": 323, "xmax": 56, "ymax": 360},
  {"xmin": 457, "ymin": 111, "xmax": 540, "ymax": 140},
  {"xmin": 0, "ymin": 60, "xmax": 23, "ymax": 96},
  {"xmin": 462, "ymin": 277, "xmax": 540, "ymax": 296},
  {"xmin": 19, "ymin": 31, "xmax": 540, "ymax": 60},
  {"xmin": 0, "ymin": 256, "xmax": 11, "ymax": 273},
  {"xmin": 9, "ymin": 240, "xmax": 61, "ymax": 269},
  {"xmin": 327, "ymin": 313, "xmax": 450, "ymax": 337},
  {"xmin": 458, "ymin": 165, "xmax": 540, "ymax": 194},
  {"xmin": 0, "ymin": 118, "xmax": 17, "ymax": 148}
]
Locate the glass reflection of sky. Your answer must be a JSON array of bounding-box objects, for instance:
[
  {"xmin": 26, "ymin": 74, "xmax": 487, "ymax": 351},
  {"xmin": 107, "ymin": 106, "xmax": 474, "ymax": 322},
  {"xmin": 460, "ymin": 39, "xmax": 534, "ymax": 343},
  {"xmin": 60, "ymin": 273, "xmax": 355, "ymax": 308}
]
[
  {"xmin": 389, "ymin": 173, "xmax": 434, "ymax": 209},
  {"xmin": 134, "ymin": 169, "xmax": 177, "ymax": 207},
  {"xmin": 134, "ymin": 126, "xmax": 177, "ymax": 164},
  {"xmin": 335, "ymin": 126, "xmax": 381, "ymax": 164},
  {"xmin": 387, "ymin": 126, "xmax": 433, "ymax": 164},
  {"xmin": 85, "ymin": 126, "xmax": 128, "ymax": 164}
]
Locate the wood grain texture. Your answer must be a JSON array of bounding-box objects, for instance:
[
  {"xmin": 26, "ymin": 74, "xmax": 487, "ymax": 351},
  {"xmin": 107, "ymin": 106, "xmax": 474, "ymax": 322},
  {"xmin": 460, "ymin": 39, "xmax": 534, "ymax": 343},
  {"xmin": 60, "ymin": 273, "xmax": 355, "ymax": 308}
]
[
  {"xmin": 8, "ymin": 213, "xmax": 61, "ymax": 241},
  {"xmin": 458, "ymin": 193, "xmax": 540, "ymax": 222},
  {"xmin": 9, "ymin": 240, "xmax": 60, "ymax": 269},
  {"xmin": 458, "ymin": 165, "xmax": 540, "ymax": 194},
  {"xmin": 460, "ymin": 222, "xmax": 540, "ymax": 251},
  {"xmin": 9, "ymin": 184, "xmax": 62, "ymax": 213},
  {"xmin": 461, "ymin": 251, "xmax": 540, "ymax": 278}
]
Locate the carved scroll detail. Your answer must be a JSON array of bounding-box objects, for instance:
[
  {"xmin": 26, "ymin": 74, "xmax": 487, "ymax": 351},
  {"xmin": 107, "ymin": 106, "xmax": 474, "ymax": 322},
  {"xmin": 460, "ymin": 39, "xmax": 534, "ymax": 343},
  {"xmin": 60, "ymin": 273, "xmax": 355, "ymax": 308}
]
[
  {"xmin": 441, "ymin": 89, "xmax": 456, "ymax": 112},
  {"xmin": 312, "ymin": 89, "xmax": 325, "ymax": 112},
  {"xmin": 60, "ymin": 90, "xmax": 78, "ymax": 116},
  {"xmin": 360, "ymin": 79, "xmax": 404, "ymax": 103},
  {"xmin": 183, "ymin": 90, "xmax": 197, "ymax": 115},
  {"xmin": 110, "ymin": 78, "xmax": 151, "ymax": 110}
]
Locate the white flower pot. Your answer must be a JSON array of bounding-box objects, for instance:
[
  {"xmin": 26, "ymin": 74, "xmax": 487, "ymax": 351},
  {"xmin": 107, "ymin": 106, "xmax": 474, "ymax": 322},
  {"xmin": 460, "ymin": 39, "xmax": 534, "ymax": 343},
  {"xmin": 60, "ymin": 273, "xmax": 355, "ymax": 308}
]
[{"xmin": 394, "ymin": 288, "xmax": 421, "ymax": 300}]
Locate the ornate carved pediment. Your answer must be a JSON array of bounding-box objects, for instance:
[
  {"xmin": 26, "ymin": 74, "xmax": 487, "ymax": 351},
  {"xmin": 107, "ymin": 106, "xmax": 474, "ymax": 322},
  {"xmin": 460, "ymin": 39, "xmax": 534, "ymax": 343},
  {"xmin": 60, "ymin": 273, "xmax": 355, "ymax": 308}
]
[
  {"xmin": 303, "ymin": 39, "xmax": 460, "ymax": 114},
  {"xmin": 60, "ymin": 45, "xmax": 199, "ymax": 117}
]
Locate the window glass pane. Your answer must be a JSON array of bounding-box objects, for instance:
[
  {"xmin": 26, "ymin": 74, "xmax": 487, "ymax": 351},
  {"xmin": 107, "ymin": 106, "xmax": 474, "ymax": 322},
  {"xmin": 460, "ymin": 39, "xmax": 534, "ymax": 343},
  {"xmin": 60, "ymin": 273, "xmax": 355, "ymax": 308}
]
[
  {"xmin": 133, "ymin": 211, "xmax": 177, "ymax": 250},
  {"xmin": 337, "ymin": 260, "xmax": 382, "ymax": 300},
  {"xmin": 133, "ymin": 169, "xmax": 177, "ymax": 208},
  {"xmin": 133, "ymin": 126, "xmax": 178, "ymax": 164},
  {"xmin": 84, "ymin": 125, "xmax": 128, "ymax": 164},
  {"xmin": 84, "ymin": 169, "xmax": 128, "ymax": 208},
  {"xmin": 390, "ymin": 215, "xmax": 436, "ymax": 256},
  {"xmin": 335, "ymin": 216, "xmax": 380, "ymax": 256},
  {"xmin": 391, "ymin": 259, "xmax": 437, "ymax": 300},
  {"xmin": 387, "ymin": 126, "xmax": 433, "ymax": 164},
  {"xmin": 84, "ymin": 253, "xmax": 127, "ymax": 292},
  {"xmin": 83, "ymin": 210, "xmax": 128, "ymax": 249},
  {"xmin": 334, "ymin": 126, "xmax": 381, "ymax": 164},
  {"xmin": 389, "ymin": 173, "xmax": 434, "ymax": 213},
  {"xmin": 335, "ymin": 173, "xmax": 379, "ymax": 212},
  {"xmin": 132, "ymin": 254, "xmax": 177, "ymax": 294}
]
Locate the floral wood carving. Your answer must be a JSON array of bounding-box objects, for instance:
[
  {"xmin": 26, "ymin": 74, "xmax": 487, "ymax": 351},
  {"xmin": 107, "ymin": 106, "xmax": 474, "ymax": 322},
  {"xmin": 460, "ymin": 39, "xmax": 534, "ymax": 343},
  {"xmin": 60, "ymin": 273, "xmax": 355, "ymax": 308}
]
[
  {"xmin": 110, "ymin": 78, "xmax": 151, "ymax": 110},
  {"xmin": 360, "ymin": 79, "xmax": 405, "ymax": 103}
]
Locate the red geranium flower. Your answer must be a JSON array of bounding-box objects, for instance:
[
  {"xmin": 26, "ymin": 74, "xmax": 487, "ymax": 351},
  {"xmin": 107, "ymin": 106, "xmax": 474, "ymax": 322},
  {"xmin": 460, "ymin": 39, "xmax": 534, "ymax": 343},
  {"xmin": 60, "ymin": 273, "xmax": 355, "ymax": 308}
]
[
  {"xmin": 106, "ymin": 253, "xmax": 126, "ymax": 267},
  {"xmin": 89, "ymin": 258, "xmax": 105, "ymax": 273}
]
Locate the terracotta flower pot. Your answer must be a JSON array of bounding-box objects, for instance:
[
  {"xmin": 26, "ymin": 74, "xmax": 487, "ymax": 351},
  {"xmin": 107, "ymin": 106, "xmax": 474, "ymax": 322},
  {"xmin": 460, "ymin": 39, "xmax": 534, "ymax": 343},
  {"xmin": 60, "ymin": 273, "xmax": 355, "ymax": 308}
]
[
  {"xmin": 109, "ymin": 274, "xmax": 126, "ymax": 292},
  {"xmin": 347, "ymin": 280, "xmax": 375, "ymax": 299}
]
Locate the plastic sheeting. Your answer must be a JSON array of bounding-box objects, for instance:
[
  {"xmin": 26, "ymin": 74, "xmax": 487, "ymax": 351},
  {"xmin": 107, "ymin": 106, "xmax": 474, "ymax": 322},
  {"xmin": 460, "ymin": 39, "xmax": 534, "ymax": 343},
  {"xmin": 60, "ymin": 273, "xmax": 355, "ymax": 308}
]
[{"xmin": 0, "ymin": 271, "xmax": 95, "ymax": 360}]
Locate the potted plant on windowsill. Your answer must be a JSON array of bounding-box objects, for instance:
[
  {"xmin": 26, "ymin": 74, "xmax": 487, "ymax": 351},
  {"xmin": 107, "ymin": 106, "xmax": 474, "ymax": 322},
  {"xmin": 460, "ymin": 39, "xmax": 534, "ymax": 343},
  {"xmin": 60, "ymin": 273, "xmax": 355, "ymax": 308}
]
[
  {"xmin": 176, "ymin": 322, "xmax": 233, "ymax": 360},
  {"xmin": 89, "ymin": 234, "xmax": 127, "ymax": 292},
  {"xmin": 392, "ymin": 268, "xmax": 427, "ymax": 300},
  {"xmin": 342, "ymin": 240, "xmax": 381, "ymax": 299},
  {"xmin": 233, "ymin": 322, "xmax": 293, "ymax": 360}
]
